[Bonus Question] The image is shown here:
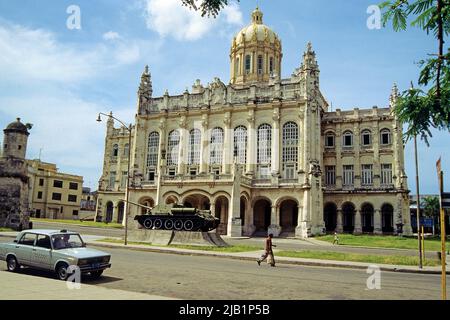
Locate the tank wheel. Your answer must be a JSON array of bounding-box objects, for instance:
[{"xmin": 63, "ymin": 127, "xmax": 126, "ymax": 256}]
[
  {"xmin": 184, "ymin": 220, "xmax": 194, "ymax": 231},
  {"xmin": 154, "ymin": 219, "xmax": 163, "ymax": 230},
  {"xmin": 174, "ymin": 220, "xmax": 183, "ymax": 231},
  {"xmin": 164, "ymin": 219, "xmax": 174, "ymax": 230},
  {"xmin": 143, "ymin": 218, "xmax": 153, "ymax": 229}
]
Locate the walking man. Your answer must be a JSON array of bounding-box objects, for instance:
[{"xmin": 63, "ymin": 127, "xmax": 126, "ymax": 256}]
[
  {"xmin": 257, "ymin": 233, "xmax": 277, "ymax": 267},
  {"xmin": 332, "ymin": 231, "xmax": 340, "ymax": 245}
]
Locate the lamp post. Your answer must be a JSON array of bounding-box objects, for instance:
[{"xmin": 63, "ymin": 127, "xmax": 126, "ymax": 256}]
[{"xmin": 97, "ymin": 112, "xmax": 132, "ymax": 246}]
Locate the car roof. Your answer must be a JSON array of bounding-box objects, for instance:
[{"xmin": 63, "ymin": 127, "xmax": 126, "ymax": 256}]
[{"xmin": 21, "ymin": 229, "xmax": 79, "ymax": 236}]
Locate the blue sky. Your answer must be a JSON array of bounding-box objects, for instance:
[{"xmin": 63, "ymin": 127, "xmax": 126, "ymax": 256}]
[{"xmin": 0, "ymin": 0, "xmax": 448, "ymax": 193}]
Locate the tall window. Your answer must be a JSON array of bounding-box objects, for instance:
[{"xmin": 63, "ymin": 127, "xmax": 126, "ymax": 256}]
[
  {"xmin": 235, "ymin": 57, "xmax": 240, "ymax": 76},
  {"xmin": 109, "ymin": 172, "xmax": 116, "ymax": 189},
  {"xmin": 380, "ymin": 129, "xmax": 391, "ymax": 145},
  {"xmin": 269, "ymin": 57, "xmax": 274, "ymax": 74},
  {"xmin": 188, "ymin": 129, "xmax": 201, "ymax": 165},
  {"xmin": 123, "ymin": 143, "xmax": 130, "ymax": 157},
  {"xmin": 343, "ymin": 131, "xmax": 353, "ymax": 147},
  {"xmin": 325, "ymin": 166, "xmax": 336, "ymax": 186},
  {"xmin": 120, "ymin": 171, "xmax": 128, "ymax": 188},
  {"xmin": 381, "ymin": 164, "xmax": 393, "ymax": 186},
  {"xmin": 343, "ymin": 165, "xmax": 354, "ymax": 187},
  {"xmin": 167, "ymin": 130, "xmax": 180, "ymax": 167},
  {"xmin": 147, "ymin": 132, "xmax": 160, "ymax": 167},
  {"xmin": 257, "ymin": 55, "xmax": 263, "ymax": 75},
  {"xmin": 210, "ymin": 127, "xmax": 224, "ymax": 165},
  {"xmin": 325, "ymin": 133, "xmax": 335, "ymax": 148},
  {"xmin": 282, "ymin": 122, "xmax": 298, "ymax": 178},
  {"xmin": 361, "ymin": 164, "xmax": 373, "ymax": 186},
  {"xmin": 112, "ymin": 144, "xmax": 119, "ymax": 157},
  {"xmin": 258, "ymin": 124, "xmax": 272, "ymax": 177},
  {"xmin": 245, "ymin": 55, "xmax": 251, "ymax": 74},
  {"xmin": 234, "ymin": 126, "xmax": 247, "ymax": 165},
  {"xmin": 361, "ymin": 130, "xmax": 372, "ymax": 146}
]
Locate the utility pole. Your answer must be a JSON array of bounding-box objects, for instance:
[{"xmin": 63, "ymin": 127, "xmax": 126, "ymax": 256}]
[
  {"xmin": 436, "ymin": 157, "xmax": 447, "ymax": 300},
  {"xmin": 414, "ymin": 135, "xmax": 423, "ymax": 268}
]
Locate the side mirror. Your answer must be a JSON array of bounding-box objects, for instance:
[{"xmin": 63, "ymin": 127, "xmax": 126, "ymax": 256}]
[
  {"xmin": 82, "ymin": 243, "xmax": 87, "ymax": 247},
  {"xmin": 13, "ymin": 240, "xmax": 17, "ymax": 243}
]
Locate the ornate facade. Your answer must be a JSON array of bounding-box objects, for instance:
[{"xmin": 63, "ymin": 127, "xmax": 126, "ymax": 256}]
[{"xmin": 96, "ymin": 8, "xmax": 412, "ymax": 237}]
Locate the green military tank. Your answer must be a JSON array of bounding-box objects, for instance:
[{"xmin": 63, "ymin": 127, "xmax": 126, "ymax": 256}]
[{"xmin": 134, "ymin": 204, "xmax": 220, "ymax": 232}]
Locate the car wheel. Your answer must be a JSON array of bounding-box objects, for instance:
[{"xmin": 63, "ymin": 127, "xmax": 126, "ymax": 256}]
[
  {"xmin": 6, "ymin": 256, "xmax": 19, "ymax": 272},
  {"xmin": 174, "ymin": 220, "xmax": 183, "ymax": 231},
  {"xmin": 154, "ymin": 219, "xmax": 163, "ymax": 230},
  {"xmin": 143, "ymin": 218, "xmax": 153, "ymax": 229},
  {"xmin": 90, "ymin": 270, "xmax": 103, "ymax": 280},
  {"xmin": 56, "ymin": 263, "xmax": 70, "ymax": 281},
  {"xmin": 164, "ymin": 219, "xmax": 174, "ymax": 230}
]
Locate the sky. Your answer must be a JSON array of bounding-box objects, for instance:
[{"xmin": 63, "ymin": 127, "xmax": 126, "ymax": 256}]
[{"xmin": 0, "ymin": 0, "xmax": 448, "ymax": 194}]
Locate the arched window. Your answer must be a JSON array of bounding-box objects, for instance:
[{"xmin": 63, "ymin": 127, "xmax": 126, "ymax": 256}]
[
  {"xmin": 112, "ymin": 144, "xmax": 119, "ymax": 157},
  {"xmin": 343, "ymin": 131, "xmax": 353, "ymax": 147},
  {"xmin": 325, "ymin": 132, "xmax": 335, "ymax": 148},
  {"xmin": 361, "ymin": 130, "xmax": 372, "ymax": 146},
  {"xmin": 123, "ymin": 143, "xmax": 129, "ymax": 157},
  {"xmin": 210, "ymin": 127, "xmax": 224, "ymax": 165},
  {"xmin": 257, "ymin": 55, "xmax": 263, "ymax": 75},
  {"xmin": 257, "ymin": 124, "xmax": 272, "ymax": 165},
  {"xmin": 147, "ymin": 132, "xmax": 160, "ymax": 167},
  {"xmin": 234, "ymin": 126, "xmax": 247, "ymax": 165},
  {"xmin": 245, "ymin": 55, "xmax": 251, "ymax": 74},
  {"xmin": 269, "ymin": 57, "xmax": 274, "ymax": 74},
  {"xmin": 380, "ymin": 129, "xmax": 391, "ymax": 145},
  {"xmin": 188, "ymin": 129, "xmax": 201, "ymax": 165},
  {"xmin": 167, "ymin": 130, "xmax": 180, "ymax": 166}
]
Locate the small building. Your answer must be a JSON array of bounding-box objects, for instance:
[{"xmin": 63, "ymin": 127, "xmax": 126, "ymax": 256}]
[
  {"xmin": 0, "ymin": 118, "xmax": 32, "ymax": 230},
  {"xmin": 27, "ymin": 159, "xmax": 83, "ymax": 220}
]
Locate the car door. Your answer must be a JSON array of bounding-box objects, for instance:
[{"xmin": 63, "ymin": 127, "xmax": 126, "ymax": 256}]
[
  {"xmin": 15, "ymin": 233, "xmax": 37, "ymax": 266},
  {"xmin": 30, "ymin": 234, "xmax": 52, "ymax": 270}
]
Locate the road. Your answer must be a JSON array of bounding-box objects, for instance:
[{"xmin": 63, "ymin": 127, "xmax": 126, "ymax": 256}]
[
  {"xmin": 32, "ymin": 221, "xmax": 437, "ymax": 258},
  {"xmin": 1, "ymin": 238, "xmax": 447, "ymax": 300}
]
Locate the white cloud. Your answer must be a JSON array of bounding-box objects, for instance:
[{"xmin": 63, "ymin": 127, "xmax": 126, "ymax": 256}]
[
  {"xmin": 144, "ymin": 0, "xmax": 243, "ymax": 41},
  {"xmin": 103, "ymin": 31, "xmax": 121, "ymax": 41}
]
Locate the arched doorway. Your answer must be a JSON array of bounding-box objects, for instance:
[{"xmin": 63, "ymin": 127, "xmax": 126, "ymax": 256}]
[
  {"xmin": 324, "ymin": 202, "xmax": 337, "ymax": 232},
  {"xmin": 215, "ymin": 196, "xmax": 229, "ymax": 235},
  {"xmin": 139, "ymin": 197, "xmax": 154, "ymax": 215},
  {"xmin": 382, "ymin": 204, "xmax": 394, "ymax": 233},
  {"xmin": 117, "ymin": 201, "xmax": 124, "ymax": 224},
  {"xmin": 240, "ymin": 196, "xmax": 247, "ymax": 227},
  {"xmin": 165, "ymin": 196, "xmax": 178, "ymax": 205},
  {"xmin": 184, "ymin": 194, "xmax": 210, "ymax": 210},
  {"xmin": 253, "ymin": 199, "xmax": 271, "ymax": 235},
  {"xmin": 342, "ymin": 202, "xmax": 355, "ymax": 233},
  {"xmin": 361, "ymin": 203, "xmax": 374, "ymax": 233},
  {"xmin": 279, "ymin": 199, "xmax": 298, "ymax": 233},
  {"xmin": 105, "ymin": 202, "xmax": 113, "ymax": 223}
]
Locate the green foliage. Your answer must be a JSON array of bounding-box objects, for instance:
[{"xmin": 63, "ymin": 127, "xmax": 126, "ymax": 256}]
[
  {"xmin": 423, "ymin": 195, "xmax": 440, "ymax": 217},
  {"xmin": 380, "ymin": 0, "xmax": 450, "ymax": 143},
  {"xmin": 181, "ymin": 0, "xmax": 239, "ymax": 17}
]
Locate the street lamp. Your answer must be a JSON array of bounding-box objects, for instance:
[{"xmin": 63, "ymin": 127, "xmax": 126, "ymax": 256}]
[{"xmin": 97, "ymin": 112, "xmax": 132, "ymax": 246}]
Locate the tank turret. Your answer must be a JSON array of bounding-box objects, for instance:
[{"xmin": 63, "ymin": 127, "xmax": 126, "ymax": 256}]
[{"xmin": 134, "ymin": 204, "xmax": 220, "ymax": 232}]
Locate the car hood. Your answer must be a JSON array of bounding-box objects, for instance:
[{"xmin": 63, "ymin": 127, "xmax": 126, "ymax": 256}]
[{"xmin": 55, "ymin": 247, "xmax": 110, "ymax": 259}]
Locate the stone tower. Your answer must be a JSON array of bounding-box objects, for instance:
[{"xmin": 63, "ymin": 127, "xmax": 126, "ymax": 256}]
[{"xmin": 0, "ymin": 118, "xmax": 32, "ymax": 230}]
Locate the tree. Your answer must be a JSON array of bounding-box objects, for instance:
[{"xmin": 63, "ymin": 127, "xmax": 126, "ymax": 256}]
[
  {"xmin": 380, "ymin": 0, "xmax": 449, "ymax": 144},
  {"xmin": 181, "ymin": 0, "xmax": 239, "ymax": 17},
  {"xmin": 423, "ymin": 195, "xmax": 440, "ymax": 218}
]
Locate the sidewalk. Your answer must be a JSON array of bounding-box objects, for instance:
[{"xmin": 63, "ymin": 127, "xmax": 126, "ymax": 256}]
[{"xmin": 0, "ymin": 270, "xmax": 175, "ymax": 300}]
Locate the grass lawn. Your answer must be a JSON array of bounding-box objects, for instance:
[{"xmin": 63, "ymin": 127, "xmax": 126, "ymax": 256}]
[
  {"xmin": 277, "ymin": 250, "xmax": 441, "ymax": 267},
  {"xmin": 98, "ymin": 238, "xmax": 262, "ymax": 253},
  {"xmin": 0, "ymin": 227, "xmax": 14, "ymax": 232},
  {"xmin": 317, "ymin": 234, "xmax": 450, "ymax": 252},
  {"xmin": 31, "ymin": 218, "xmax": 124, "ymax": 229}
]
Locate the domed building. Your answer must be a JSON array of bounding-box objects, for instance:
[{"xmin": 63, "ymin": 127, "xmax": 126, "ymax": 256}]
[{"xmin": 96, "ymin": 8, "xmax": 412, "ymax": 237}]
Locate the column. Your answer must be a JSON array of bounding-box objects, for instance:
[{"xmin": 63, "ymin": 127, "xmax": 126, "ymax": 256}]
[
  {"xmin": 199, "ymin": 114, "xmax": 208, "ymax": 174},
  {"xmin": 336, "ymin": 208, "xmax": 343, "ymax": 233},
  {"xmin": 246, "ymin": 109, "xmax": 256, "ymax": 175},
  {"xmin": 271, "ymin": 107, "xmax": 280, "ymax": 176},
  {"xmin": 223, "ymin": 113, "xmax": 231, "ymax": 174},
  {"xmin": 374, "ymin": 209, "xmax": 382, "ymax": 234},
  {"xmin": 268, "ymin": 205, "xmax": 281, "ymax": 237},
  {"xmin": 354, "ymin": 209, "xmax": 362, "ymax": 234},
  {"xmin": 178, "ymin": 119, "xmax": 187, "ymax": 175},
  {"xmin": 156, "ymin": 119, "xmax": 167, "ymax": 205}
]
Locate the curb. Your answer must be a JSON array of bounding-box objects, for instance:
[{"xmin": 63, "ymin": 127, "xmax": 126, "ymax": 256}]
[
  {"xmin": 88, "ymin": 241, "xmax": 450, "ymax": 276},
  {"xmin": 2, "ymin": 233, "xmax": 448, "ymax": 275}
]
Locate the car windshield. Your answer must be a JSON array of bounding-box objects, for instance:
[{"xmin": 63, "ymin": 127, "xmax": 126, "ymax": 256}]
[{"xmin": 51, "ymin": 234, "xmax": 84, "ymax": 250}]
